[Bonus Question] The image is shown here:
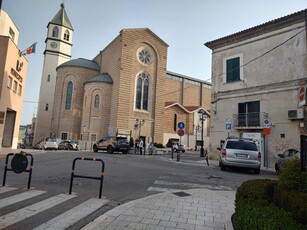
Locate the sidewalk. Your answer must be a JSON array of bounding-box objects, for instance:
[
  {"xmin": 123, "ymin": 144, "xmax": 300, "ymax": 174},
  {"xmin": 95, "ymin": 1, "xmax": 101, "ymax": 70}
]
[{"xmin": 82, "ymin": 188, "xmax": 235, "ymax": 230}]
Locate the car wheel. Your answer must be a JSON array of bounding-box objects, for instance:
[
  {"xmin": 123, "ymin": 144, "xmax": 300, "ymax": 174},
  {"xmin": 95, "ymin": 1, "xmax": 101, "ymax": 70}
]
[
  {"xmin": 254, "ymin": 168, "xmax": 260, "ymax": 174},
  {"xmin": 93, "ymin": 145, "xmax": 98, "ymax": 152},
  {"xmin": 107, "ymin": 146, "xmax": 114, "ymax": 154},
  {"xmin": 68, "ymin": 144, "xmax": 73, "ymax": 150},
  {"xmin": 182, "ymin": 150, "xmax": 186, "ymax": 153}
]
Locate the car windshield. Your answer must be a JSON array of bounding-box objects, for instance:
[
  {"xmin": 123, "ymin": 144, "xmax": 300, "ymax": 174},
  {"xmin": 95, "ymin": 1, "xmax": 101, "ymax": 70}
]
[
  {"xmin": 226, "ymin": 141, "xmax": 258, "ymax": 151},
  {"xmin": 46, "ymin": 138, "xmax": 56, "ymax": 142}
]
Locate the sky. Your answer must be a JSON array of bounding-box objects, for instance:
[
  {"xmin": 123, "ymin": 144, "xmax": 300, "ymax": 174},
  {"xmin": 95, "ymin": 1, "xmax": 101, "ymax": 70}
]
[{"xmin": 2, "ymin": 0, "xmax": 307, "ymax": 125}]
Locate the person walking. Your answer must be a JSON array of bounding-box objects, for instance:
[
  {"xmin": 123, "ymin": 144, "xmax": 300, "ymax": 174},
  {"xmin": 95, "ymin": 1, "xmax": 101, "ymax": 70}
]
[{"xmin": 139, "ymin": 139, "xmax": 143, "ymax": 155}]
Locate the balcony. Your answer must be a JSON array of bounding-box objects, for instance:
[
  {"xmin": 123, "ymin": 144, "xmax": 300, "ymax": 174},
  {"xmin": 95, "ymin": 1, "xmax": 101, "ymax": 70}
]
[{"xmin": 233, "ymin": 112, "xmax": 268, "ymax": 129}]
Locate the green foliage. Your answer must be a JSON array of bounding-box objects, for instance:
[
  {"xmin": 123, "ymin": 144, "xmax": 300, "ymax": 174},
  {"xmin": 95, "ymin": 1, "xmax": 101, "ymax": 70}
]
[
  {"xmin": 278, "ymin": 158, "xmax": 307, "ymax": 193},
  {"xmin": 235, "ymin": 202, "xmax": 305, "ymax": 230},
  {"xmin": 275, "ymin": 186, "xmax": 307, "ymax": 225},
  {"xmin": 235, "ymin": 179, "xmax": 307, "ymax": 229},
  {"xmin": 153, "ymin": 143, "xmax": 164, "ymax": 148},
  {"xmin": 235, "ymin": 179, "xmax": 277, "ymax": 206}
]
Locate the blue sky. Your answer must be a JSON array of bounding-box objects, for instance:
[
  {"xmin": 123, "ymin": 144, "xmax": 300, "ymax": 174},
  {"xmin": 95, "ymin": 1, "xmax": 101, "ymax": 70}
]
[{"xmin": 2, "ymin": 0, "xmax": 307, "ymax": 124}]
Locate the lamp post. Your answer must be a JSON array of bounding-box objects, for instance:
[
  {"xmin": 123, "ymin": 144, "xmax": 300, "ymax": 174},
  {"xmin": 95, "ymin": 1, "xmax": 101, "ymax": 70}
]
[
  {"xmin": 198, "ymin": 109, "xmax": 207, "ymax": 157},
  {"xmin": 134, "ymin": 119, "xmax": 145, "ymax": 154}
]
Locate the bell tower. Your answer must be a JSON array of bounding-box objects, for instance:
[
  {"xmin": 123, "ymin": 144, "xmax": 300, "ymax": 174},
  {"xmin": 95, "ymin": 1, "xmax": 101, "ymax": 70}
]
[{"xmin": 33, "ymin": 3, "xmax": 73, "ymax": 145}]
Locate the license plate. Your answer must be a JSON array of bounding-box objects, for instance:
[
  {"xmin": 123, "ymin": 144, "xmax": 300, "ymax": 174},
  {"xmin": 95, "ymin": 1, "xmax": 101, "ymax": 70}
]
[{"xmin": 236, "ymin": 154, "xmax": 247, "ymax": 158}]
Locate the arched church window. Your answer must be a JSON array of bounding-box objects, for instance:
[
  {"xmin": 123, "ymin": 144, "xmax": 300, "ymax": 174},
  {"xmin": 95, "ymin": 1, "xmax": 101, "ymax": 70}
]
[
  {"xmin": 64, "ymin": 30, "xmax": 70, "ymax": 41},
  {"xmin": 94, "ymin": 94, "xmax": 100, "ymax": 108},
  {"xmin": 52, "ymin": 26, "xmax": 59, "ymax": 38},
  {"xmin": 65, "ymin": 81, "xmax": 73, "ymax": 110},
  {"xmin": 135, "ymin": 72, "xmax": 150, "ymax": 111}
]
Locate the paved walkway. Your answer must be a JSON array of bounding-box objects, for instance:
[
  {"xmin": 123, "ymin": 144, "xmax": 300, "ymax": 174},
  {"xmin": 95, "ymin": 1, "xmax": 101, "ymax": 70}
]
[{"xmin": 82, "ymin": 189, "xmax": 235, "ymax": 230}]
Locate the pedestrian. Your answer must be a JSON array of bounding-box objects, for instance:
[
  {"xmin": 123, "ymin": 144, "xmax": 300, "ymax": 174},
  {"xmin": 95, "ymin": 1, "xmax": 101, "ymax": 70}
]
[{"xmin": 139, "ymin": 139, "xmax": 143, "ymax": 155}]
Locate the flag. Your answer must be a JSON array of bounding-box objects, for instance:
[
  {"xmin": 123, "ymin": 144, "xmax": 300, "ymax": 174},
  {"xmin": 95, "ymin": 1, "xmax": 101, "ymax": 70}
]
[{"xmin": 22, "ymin": 42, "xmax": 37, "ymax": 55}]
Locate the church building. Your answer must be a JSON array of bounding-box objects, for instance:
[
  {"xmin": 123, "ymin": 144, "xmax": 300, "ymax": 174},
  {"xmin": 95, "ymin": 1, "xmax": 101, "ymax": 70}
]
[{"xmin": 34, "ymin": 4, "xmax": 211, "ymax": 149}]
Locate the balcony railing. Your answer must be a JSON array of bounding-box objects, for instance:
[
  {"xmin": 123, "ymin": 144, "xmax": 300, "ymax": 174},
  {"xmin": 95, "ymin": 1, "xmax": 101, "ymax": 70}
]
[{"xmin": 233, "ymin": 112, "xmax": 268, "ymax": 128}]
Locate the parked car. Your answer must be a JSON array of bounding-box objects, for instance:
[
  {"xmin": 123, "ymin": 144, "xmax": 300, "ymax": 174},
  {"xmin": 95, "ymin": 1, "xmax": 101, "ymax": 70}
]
[
  {"xmin": 275, "ymin": 148, "xmax": 300, "ymax": 174},
  {"xmin": 172, "ymin": 142, "xmax": 186, "ymax": 153},
  {"xmin": 217, "ymin": 138, "xmax": 261, "ymax": 174},
  {"xmin": 93, "ymin": 136, "xmax": 129, "ymax": 154},
  {"xmin": 58, "ymin": 140, "xmax": 79, "ymax": 150},
  {"xmin": 34, "ymin": 137, "xmax": 58, "ymax": 150}
]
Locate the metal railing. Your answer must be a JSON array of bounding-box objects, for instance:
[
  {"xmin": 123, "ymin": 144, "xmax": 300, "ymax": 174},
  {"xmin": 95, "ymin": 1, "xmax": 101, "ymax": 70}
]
[{"xmin": 233, "ymin": 112, "xmax": 268, "ymax": 127}]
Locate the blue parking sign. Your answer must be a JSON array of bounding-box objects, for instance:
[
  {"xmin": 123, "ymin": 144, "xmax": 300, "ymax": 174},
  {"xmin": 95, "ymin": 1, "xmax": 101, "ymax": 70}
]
[
  {"xmin": 226, "ymin": 123, "xmax": 232, "ymax": 132},
  {"xmin": 178, "ymin": 122, "xmax": 185, "ymax": 129}
]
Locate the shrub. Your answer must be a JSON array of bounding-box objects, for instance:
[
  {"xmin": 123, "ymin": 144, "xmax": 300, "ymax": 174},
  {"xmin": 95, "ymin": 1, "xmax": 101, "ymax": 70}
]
[
  {"xmin": 278, "ymin": 158, "xmax": 307, "ymax": 193},
  {"xmin": 275, "ymin": 186, "xmax": 307, "ymax": 225},
  {"xmin": 235, "ymin": 202, "xmax": 305, "ymax": 230},
  {"xmin": 153, "ymin": 143, "xmax": 164, "ymax": 148},
  {"xmin": 129, "ymin": 137, "xmax": 134, "ymax": 147},
  {"xmin": 235, "ymin": 179, "xmax": 277, "ymax": 206}
]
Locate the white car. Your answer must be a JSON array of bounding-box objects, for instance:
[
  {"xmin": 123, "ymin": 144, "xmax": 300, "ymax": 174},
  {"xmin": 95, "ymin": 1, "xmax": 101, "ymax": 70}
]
[
  {"xmin": 172, "ymin": 142, "xmax": 186, "ymax": 153},
  {"xmin": 43, "ymin": 137, "xmax": 58, "ymax": 150}
]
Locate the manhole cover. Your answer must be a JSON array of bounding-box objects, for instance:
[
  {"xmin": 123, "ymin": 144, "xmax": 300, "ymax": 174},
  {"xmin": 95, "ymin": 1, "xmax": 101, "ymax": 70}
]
[{"xmin": 173, "ymin": 191, "xmax": 191, "ymax": 197}]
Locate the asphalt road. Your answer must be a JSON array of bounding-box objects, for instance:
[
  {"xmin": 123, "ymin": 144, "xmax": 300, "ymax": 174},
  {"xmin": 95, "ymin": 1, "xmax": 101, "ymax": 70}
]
[{"xmin": 0, "ymin": 150, "xmax": 277, "ymax": 229}]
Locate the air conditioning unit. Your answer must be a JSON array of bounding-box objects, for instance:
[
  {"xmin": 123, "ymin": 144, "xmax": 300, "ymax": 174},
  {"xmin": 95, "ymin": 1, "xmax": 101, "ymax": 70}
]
[{"xmin": 288, "ymin": 108, "xmax": 304, "ymax": 120}]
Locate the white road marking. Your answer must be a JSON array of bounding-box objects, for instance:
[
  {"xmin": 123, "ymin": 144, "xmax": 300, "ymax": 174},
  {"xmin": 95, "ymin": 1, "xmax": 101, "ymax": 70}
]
[
  {"xmin": 0, "ymin": 186, "xmax": 17, "ymax": 194},
  {"xmin": 147, "ymin": 186, "xmax": 178, "ymax": 192},
  {"xmin": 0, "ymin": 190, "xmax": 46, "ymax": 208},
  {"xmin": 0, "ymin": 193, "xmax": 76, "ymax": 229},
  {"xmin": 33, "ymin": 198, "xmax": 109, "ymax": 230}
]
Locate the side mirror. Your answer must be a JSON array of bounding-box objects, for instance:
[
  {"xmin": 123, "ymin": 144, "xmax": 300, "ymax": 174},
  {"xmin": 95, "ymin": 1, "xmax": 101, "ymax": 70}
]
[{"xmin": 217, "ymin": 147, "xmax": 221, "ymax": 151}]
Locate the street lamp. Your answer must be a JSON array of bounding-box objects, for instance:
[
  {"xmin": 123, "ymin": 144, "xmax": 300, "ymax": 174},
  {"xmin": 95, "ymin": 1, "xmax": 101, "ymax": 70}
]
[
  {"xmin": 134, "ymin": 119, "xmax": 145, "ymax": 154},
  {"xmin": 198, "ymin": 109, "xmax": 207, "ymax": 157}
]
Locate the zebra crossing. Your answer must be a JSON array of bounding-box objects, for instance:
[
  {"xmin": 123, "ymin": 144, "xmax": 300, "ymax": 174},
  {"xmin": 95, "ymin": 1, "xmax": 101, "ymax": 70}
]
[{"xmin": 0, "ymin": 186, "xmax": 109, "ymax": 230}]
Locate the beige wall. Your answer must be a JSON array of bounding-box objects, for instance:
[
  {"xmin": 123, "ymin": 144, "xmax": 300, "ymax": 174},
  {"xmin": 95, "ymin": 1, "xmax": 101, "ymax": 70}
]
[
  {"xmin": 208, "ymin": 19, "xmax": 307, "ymax": 166},
  {"xmin": 0, "ymin": 37, "xmax": 28, "ymax": 148}
]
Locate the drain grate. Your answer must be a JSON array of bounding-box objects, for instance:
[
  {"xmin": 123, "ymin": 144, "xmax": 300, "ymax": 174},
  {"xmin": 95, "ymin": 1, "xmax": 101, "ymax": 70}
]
[{"xmin": 173, "ymin": 191, "xmax": 191, "ymax": 197}]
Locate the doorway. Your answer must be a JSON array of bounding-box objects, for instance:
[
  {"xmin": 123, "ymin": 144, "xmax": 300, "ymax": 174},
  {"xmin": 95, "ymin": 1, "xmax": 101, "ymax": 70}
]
[{"xmin": 2, "ymin": 109, "xmax": 16, "ymax": 147}]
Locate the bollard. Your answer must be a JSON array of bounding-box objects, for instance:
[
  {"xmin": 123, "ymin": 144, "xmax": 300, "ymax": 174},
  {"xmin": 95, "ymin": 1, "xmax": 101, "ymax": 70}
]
[
  {"xmin": 2, "ymin": 152, "xmax": 34, "ymax": 189},
  {"xmin": 69, "ymin": 157, "xmax": 105, "ymax": 198},
  {"xmin": 176, "ymin": 150, "xmax": 180, "ymax": 162}
]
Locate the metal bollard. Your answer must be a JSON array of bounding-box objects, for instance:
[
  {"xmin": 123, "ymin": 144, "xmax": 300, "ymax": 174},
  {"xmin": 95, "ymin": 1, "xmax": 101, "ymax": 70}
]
[{"xmin": 176, "ymin": 150, "xmax": 180, "ymax": 162}]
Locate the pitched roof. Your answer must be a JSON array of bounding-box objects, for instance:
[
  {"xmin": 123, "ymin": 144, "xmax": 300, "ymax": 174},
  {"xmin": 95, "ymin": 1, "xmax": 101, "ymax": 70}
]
[
  {"xmin": 84, "ymin": 73, "xmax": 113, "ymax": 84},
  {"xmin": 205, "ymin": 9, "xmax": 306, "ymax": 50},
  {"xmin": 49, "ymin": 3, "xmax": 74, "ymax": 30},
  {"xmin": 56, "ymin": 58, "xmax": 99, "ymax": 70},
  {"xmin": 165, "ymin": 101, "xmax": 210, "ymax": 115}
]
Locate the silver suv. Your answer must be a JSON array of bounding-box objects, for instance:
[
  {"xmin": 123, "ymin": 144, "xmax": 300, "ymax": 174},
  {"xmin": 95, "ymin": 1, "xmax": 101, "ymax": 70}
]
[
  {"xmin": 217, "ymin": 138, "xmax": 261, "ymax": 174},
  {"xmin": 93, "ymin": 136, "xmax": 129, "ymax": 154}
]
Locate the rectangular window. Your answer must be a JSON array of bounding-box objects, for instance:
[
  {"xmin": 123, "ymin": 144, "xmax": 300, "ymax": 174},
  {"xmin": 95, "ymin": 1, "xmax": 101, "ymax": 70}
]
[
  {"xmin": 238, "ymin": 101, "xmax": 260, "ymax": 126},
  {"xmin": 13, "ymin": 80, "xmax": 18, "ymax": 92},
  {"xmin": 223, "ymin": 54, "xmax": 243, "ymax": 83},
  {"xmin": 18, "ymin": 84, "xmax": 22, "ymax": 95},
  {"xmin": 45, "ymin": 103, "xmax": 49, "ymax": 111},
  {"xmin": 91, "ymin": 134, "xmax": 97, "ymax": 142},
  {"xmin": 47, "ymin": 75, "xmax": 50, "ymax": 82},
  {"xmin": 9, "ymin": 28, "xmax": 15, "ymax": 41},
  {"xmin": 226, "ymin": 57, "xmax": 240, "ymax": 82},
  {"xmin": 7, "ymin": 76, "xmax": 13, "ymax": 88},
  {"xmin": 61, "ymin": 132, "xmax": 68, "ymax": 140}
]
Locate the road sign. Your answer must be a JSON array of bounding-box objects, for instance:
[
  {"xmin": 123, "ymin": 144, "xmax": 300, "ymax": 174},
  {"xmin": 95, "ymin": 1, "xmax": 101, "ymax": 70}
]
[
  {"xmin": 177, "ymin": 129, "xmax": 184, "ymax": 136},
  {"xmin": 226, "ymin": 122, "xmax": 232, "ymax": 132},
  {"xmin": 263, "ymin": 119, "xmax": 270, "ymax": 128},
  {"xmin": 178, "ymin": 122, "xmax": 185, "ymax": 129}
]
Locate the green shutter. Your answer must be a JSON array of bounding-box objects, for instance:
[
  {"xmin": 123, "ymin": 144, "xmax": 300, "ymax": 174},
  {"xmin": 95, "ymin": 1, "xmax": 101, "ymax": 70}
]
[{"xmin": 226, "ymin": 57, "xmax": 240, "ymax": 82}]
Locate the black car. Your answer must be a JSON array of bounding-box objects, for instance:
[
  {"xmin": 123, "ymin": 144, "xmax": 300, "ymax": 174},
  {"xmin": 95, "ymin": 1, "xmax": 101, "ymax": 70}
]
[{"xmin": 58, "ymin": 140, "xmax": 79, "ymax": 150}]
